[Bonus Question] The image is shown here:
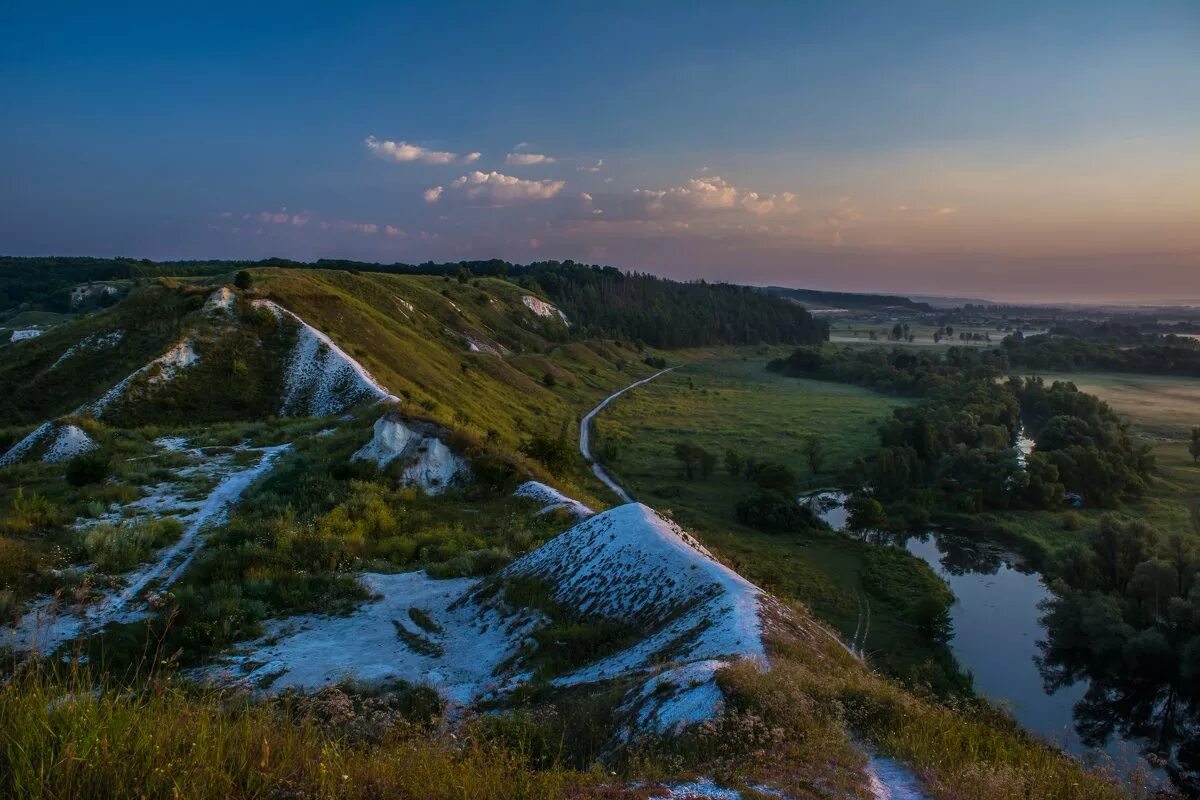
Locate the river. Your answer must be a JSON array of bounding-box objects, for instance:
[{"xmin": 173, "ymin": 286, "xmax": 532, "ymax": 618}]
[{"xmin": 806, "ymin": 492, "xmax": 1164, "ymax": 785}]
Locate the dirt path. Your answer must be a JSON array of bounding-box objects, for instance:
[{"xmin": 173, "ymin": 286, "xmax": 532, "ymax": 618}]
[
  {"xmin": 579, "ymin": 368, "xmax": 675, "ymax": 502},
  {"xmin": 4, "ymin": 442, "xmax": 289, "ymax": 654}
]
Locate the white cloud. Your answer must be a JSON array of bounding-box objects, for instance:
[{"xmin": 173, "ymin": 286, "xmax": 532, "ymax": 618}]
[
  {"xmin": 577, "ymin": 159, "xmax": 603, "ymax": 173},
  {"xmin": 896, "ymin": 204, "xmax": 958, "ymax": 216},
  {"xmin": 633, "ymin": 176, "xmax": 799, "ymax": 216},
  {"xmin": 505, "ymin": 152, "xmax": 555, "ymax": 166},
  {"xmin": 579, "ymin": 192, "xmax": 593, "ymax": 202},
  {"xmin": 462, "ymin": 152, "xmax": 481, "ymax": 164},
  {"xmin": 423, "ymin": 185, "xmax": 445, "ymax": 204},
  {"xmin": 385, "ymin": 225, "xmax": 405, "ymax": 237},
  {"xmin": 351, "ymin": 222, "xmax": 379, "ymax": 234},
  {"xmin": 365, "ymin": 135, "xmax": 457, "ymax": 165},
  {"xmin": 448, "ymin": 171, "xmax": 566, "ymax": 203}
]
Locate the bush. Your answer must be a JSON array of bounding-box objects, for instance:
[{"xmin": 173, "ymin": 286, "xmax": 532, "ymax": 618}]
[
  {"xmin": 846, "ymin": 496, "xmax": 887, "ymax": 530},
  {"xmin": 82, "ymin": 517, "xmax": 185, "ymax": 573},
  {"xmin": 752, "ymin": 461, "xmax": 797, "ymax": 493},
  {"xmin": 735, "ymin": 491, "xmax": 820, "ymax": 534},
  {"xmin": 0, "ymin": 489, "xmax": 62, "ymax": 536},
  {"xmin": 66, "ymin": 450, "xmax": 111, "ymax": 486}
]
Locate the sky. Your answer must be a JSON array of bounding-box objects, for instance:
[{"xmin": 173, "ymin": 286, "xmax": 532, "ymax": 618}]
[{"xmin": 1, "ymin": 1, "xmax": 1197, "ymax": 304}]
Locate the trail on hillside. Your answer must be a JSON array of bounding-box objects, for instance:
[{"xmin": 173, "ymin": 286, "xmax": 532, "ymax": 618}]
[
  {"xmin": 579, "ymin": 368, "xmax": 675, "ymax": 502},
  {"xmin": 4, "ymin": 441, "xmax": 289, "ymax": 655}
]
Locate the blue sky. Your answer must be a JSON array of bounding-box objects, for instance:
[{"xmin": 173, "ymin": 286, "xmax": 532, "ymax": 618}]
[{"xmin": 2, "ymin": 1, "xmax": 1197, "ymax": 301}]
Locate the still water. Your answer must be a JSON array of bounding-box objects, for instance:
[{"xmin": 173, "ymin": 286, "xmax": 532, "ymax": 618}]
[{"xmin": 805, "ymin": 492, "xmax": 1160, "ymax": 782}]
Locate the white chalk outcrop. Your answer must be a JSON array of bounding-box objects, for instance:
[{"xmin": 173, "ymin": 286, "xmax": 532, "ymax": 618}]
[
  {"xmin": 0, "ymin": 422, "xmax": 54, "ymax": 466},
  {"xmin": 51, "ymin": 331, "xmax": 124, "ymax": 370},
  {"xmin": 42, "ymin": 424, "xmax": 97, "ymax": 463},
  {"xmin": 513, "ymin": 480, "xmax": 594, "ymax": 519},
  {"xmin": 202, "ymin": 572, "xmax": 535, "ymax": 704},
  {"xmin": 0, "ymin": 421, "xmax": 97, "ymax": 466},
  {"xmin": 203, "ymin": 286, "xmax": 237, "ymax": 314},
  {"xmin": 352, "ymin": 414, "xmax": 466, "ymax": 495},
  {"xmin": 8, "ymin": 329, "xmax": 44, "ymax": 342},
  {"xmin": 202, "ymin": 502, "xmax": 775, "ymax": 736},
  {"xmin": 503, "ymin": 503, "xmax": 768, "ymax": 731},
  {"xmin": 88, "ymin": 337, "xmax": 200, "ymax": 415},
  {"xmin": 522, "ymin": 295, "xmax": 570, "ymax": 325},
  {"xmin": 256, "ymin": 300, "xmax": 399, "ymax": 417}
]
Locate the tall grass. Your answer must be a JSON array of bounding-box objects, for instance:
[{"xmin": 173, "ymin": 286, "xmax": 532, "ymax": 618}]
[{"xmin": 0, "ymin": 662, "xmax": 599, "ymax": 800}]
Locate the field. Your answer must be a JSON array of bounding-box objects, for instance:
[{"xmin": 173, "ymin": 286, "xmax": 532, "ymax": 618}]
[
  {"xmin": 826, "ymin": 319, "xmax": 1026, "ymax": 348},
  {"xmin": 592, "ymin": 358, "xmax": 965, "ymax": 687},
  {"xmin": 1021, "ymin": 371, "xmax": 1200, "ymax": 442}
]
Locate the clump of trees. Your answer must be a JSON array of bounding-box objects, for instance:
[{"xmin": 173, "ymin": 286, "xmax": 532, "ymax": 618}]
[
  {"xmin": 769, "ymin": 346, "xmax": 1152, "ymax": 516},
  {"xmin": 1041, "ymin": 515, "xmax": 1200, "ymax": 778},
  {"xmin": 673, "ymin": 442, "xmax": 716, "ymax": 480}
]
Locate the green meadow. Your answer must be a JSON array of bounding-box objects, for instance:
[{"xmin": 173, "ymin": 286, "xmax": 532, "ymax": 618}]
[{"xmin": 592, "ymin": 357, "xmax": 965, "ymax": 688}]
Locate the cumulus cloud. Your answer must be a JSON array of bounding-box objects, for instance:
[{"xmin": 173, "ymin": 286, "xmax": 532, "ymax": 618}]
[
  {"xmin": 577, "ymin": 159, "xmax": 604, "ymax": 173},
  {"xmin": 365, "ymin": 135, "xmax": 457, "ymax": 165},
  {"xmin": 423, "ymin": 185, "xmax": 445, "ymax": 204},
  {"xmin": 633, "ymin": 176, "xmax": 799, "ymax": 216},
  {"xmin": 505, "ymin": 152, "xmax": 555, "ymax": 166},
  {"xmin": 448, "ymin": 171, "xmax": 566, "ymax": 204},
  {"xmin": 462, "ymin": 152, "xmax": 481, "ymax": 164},
  {"xmin": 385, "ymin": 225, "xmax": 405, "ymax": 237}
]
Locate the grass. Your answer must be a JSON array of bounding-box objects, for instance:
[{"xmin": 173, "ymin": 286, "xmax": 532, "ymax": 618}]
[
  {"xmin": 592, "ymin": 358, "xmax": 966, "ymax": 689},
  {"xmin": 0, "ymin": 616, "xmax": 1143, "ymax": 800}
]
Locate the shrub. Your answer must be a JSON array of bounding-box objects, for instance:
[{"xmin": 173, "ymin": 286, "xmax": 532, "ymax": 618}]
[
  {"xmin": 735, "ymin": 491, "xmax": 820, "ymax": 534},
  {"xmin": 0, "ymin": 489, "xmax": 62, "ymax": 535},
  {"xmin": 66, "ymin": 450, "xmax": 111, "ymax": 486},
  {"xmin": 753, "ymin": 461, "xmax": 797, "ymax": 493},
  {"xmin": 82, "ymin": 517, "xmax": 185, "ymax": 573}
]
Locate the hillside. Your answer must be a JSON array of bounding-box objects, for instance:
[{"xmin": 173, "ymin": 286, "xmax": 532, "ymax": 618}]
[
  {"xmin": 0, "ymin": 256, "xmax": 828, "ymax": 349},
  {"xmin": 0, "ymin": 268, "xmax": 1143, "ymax": 800}
]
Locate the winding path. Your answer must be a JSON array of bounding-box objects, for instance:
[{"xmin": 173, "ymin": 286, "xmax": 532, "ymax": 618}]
[{"xmin": 579, "ymin": 368, "xmax": 675, "ymax": 502}]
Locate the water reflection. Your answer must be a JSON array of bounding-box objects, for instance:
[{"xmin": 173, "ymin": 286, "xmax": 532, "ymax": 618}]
[{"xmin": 800, "ymin": 491, "xmax": 1169, "ymax": 790}]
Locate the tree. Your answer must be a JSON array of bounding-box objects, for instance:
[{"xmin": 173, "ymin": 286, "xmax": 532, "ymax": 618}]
[
  {"xmin": 846, "ymin": 495, "xmax": 887, "ymax": 530},
  {"xmin": 673, "ymin": 442, "xmax": 715, "ymax": 480},
  {"xmin": 1128, "ymin": 559, "xmax": 1177, "ymax": 618},
  {"xmin": 1089, "ymin": 515, "xmax": 1158, "ymax": 592},
  {"xmin": 914, "ymin": 595, "xmax": 953, "ymax": 643},
  {"xmin": 541, "ymin": 372, "xmax": 557, "ymax": 387},
  {"xmin": 233, "ymin": 270, "xmax": 253, "ymax": 290},
  {"xmin": 802, "ymin": 435, "xmax": 826, "ymax": 476},
  {"xmin": 753, "ymin": 461, "xmax": 797, "ymax": 493},
  {"xmin": 724, "ymin": 448, "xmax": 744, "ymax": 477},
  {"xmin": 1190, "ymin": 427, "xmax": 1200, "ymax": 464}
]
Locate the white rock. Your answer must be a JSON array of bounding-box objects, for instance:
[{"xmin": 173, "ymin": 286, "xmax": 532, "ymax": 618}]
[
  {"xmin": 352, "ymin": 415, "xmax": 466, "ymax": 495},
  {"xmin": 401, "ymin": 437, "xmax": 465, "ymax": 495},
  {"xmin": 0, "ymin": 422, "xmax": 54, "ymax": 466},
  {"xmin": 9, "ymin": 329, "xmax": 43, "ymax": 342},
  {"xmin": 257, "ymin": 300, "xmax": 398, "ymax": 417},
  {"xmin": 513, "ymin": 480, "xmax": 594, "ymax": 519},
  {"xmin": 203, "ymin": 287, "xmax": 237, "ymax": 314},
  {"xmin": 352, "ymin": 416, "xmax": 417, "ymax": 467},
  {"xmin": 42, "ymin": 425, "xmax": 97, "ymax": 463},
  {"xmin": 521, "ymin": 295, "xmax": 569, "ymax": 325}
]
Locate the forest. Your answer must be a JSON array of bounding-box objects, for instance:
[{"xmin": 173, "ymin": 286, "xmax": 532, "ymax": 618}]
[{"xmin": 1003, "ymin": 331, "xmax": 1200, "ymax": 376}]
